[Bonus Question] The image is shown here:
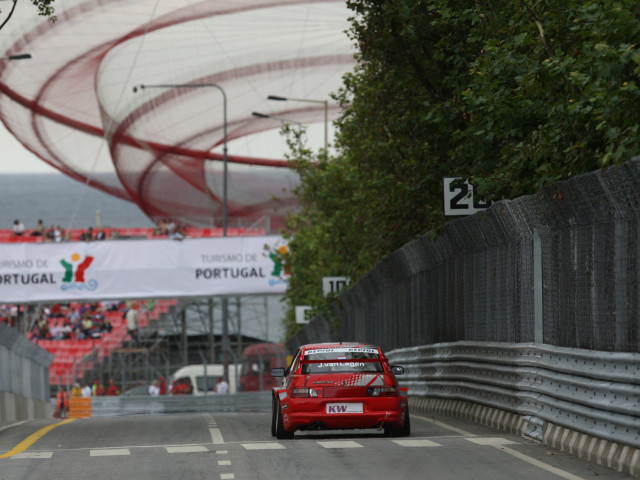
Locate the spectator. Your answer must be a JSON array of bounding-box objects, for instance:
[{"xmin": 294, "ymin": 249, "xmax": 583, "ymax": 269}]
[
  {"xmin": 158, "ymin": 376, "xmax": 167, "ymax": 395},
  {"xmin": 149, "ymin": 380, "xmax": 160, "ymax": 396},
  {"xmin": 154, "ymin": 219, "xmax": 169, "ymax": 236},
  {"xmin": 80, "ymin": 315, "xmax": 94, "ymax": 338},
  {"xmin": 60, "ymin": 322, "xmax": 73, "ymax": 339},
  {"xmin": 53, "ymin": 225, "xmax": 63, "ymax": 243},
  {"xmin": 93, "ymin": 307, "xmax": 105, "ymax": 328},
  {"xmin": 80, "ymin": 227, "xmax": 94, "ymax": 242},
  {"xmin": 12, "ymin": 219, "xmax": 25, "ymax": 236},
  {"xmin": 49, "ymin": 322, "xmax": 64, "ymax": 340},
  {"xmin": 99, "ymin": 315, "xmax": 112, "ymax": 333},
  {"xmin": 81, "ymin": 382, "xmax": 92, "ymax": 398},
  {"xmin": 95, "ymin": 228, "xmax": 106, "ymax": 240},
  {"xmin": 69, "ymin": 307, "xmax": 81, "ymax": 328},
  {"xmin": 93, "ymin": 379, "xmax": 105, "ymax": 396},
  {"xmin": 50, "ymin": 303, "xmax": 64, "ymax": 318},
  {"xmin": 34, "ymin": 315, "xmax": 50, "ymax": 340},
  {"xmin": 170, "ymin": 378, "xmax": 192, "ymax": 395},
  {"xmin": 125, "ymin": 303, "xmax": 138, "ymax": 344},
  {"xmin": 71, "ymin": 382, "xmax": 83, "ymax": 397},
  {"xmin": 56, "ymin": 387, "xmax": 69, "ymax": 418},
  {"xmin": 169, "ymin": 226, "xmax": 185, "ymax": 241},
  {"xmin": 31, "ymin": 219, "xmax": 45, "ymax": 237},
  {"xmin": 45, "ymin": 225, "xmax": 56, "ymax": 242},
  {"xmin": 215, "ymin": 377, "xmax": 229, "ymax": 394},
  {"xmin": 107, "ymin": 379, "xmax": 119, "ymax": 396}
]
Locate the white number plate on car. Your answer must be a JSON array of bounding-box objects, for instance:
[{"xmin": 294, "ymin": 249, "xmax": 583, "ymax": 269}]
[{"xmin": 326, "ymin": 403, "xmax": 363, "ymax": 414}]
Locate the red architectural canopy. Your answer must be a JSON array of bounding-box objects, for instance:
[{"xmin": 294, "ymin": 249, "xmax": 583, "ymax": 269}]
[{"xmin": 0, "ymin": 0, "xmax": 355, "ymax": 229}]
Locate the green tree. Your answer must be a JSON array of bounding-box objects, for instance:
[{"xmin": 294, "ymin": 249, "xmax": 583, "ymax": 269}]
[
  {"xmin": 0, "ymin": 0, "xmax": 56, "ymax": 31},
  {"xmin": 278, "ymin": 0, "xmax": 640, "ymax": 339}
]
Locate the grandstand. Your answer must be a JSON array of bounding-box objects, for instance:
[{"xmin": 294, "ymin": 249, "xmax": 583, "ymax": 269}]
[
  {"xmin": 0, "ymin": 226, "xmax": 267, "ymax": 242},
  {"xmin": 20, "ymin": 299, "xmax": 178, "ymax": 388}
]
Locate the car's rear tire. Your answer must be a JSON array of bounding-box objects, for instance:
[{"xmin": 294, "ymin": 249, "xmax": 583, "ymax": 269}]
[
  {"xmin": 271, "ymin": 396, "xmax": 277, "ymax": 437},
  {"xmin": 400, "ymin": 409, "xmax": 411, "ymax": 437},
  {"xmin": 275, "ymin": 401, "xmax": 293, "ymax": 439},
  {"xmin": 384, "ymin": 409, "xmax": 411, "ymax": 437}
]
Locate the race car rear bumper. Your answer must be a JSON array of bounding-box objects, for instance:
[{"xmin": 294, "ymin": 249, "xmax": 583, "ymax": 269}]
[{"xmin": 280, "ymin": 395, "xmax": 408, "ymax": 432}]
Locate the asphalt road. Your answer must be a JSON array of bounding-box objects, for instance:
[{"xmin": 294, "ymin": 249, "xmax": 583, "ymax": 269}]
[{"xmin": 0, "ymin": 411, "xmax": 634, "ymax": 480}]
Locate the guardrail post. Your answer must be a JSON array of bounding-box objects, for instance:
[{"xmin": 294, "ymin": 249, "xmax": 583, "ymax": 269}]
[
  {"xmin": 533, "ymin": 230, "xmax": 543, "ymax": 343},
  {"xmin": 614, "ymin": 219, "xmax": 628, "ymax": 351}
]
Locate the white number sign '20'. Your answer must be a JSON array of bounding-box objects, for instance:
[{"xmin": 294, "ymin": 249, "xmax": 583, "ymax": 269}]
[{"xmin": 443, "ymin": 177, "xmax": 492, "ymax": 216}]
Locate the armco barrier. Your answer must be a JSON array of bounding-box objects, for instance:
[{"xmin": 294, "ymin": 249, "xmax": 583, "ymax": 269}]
[
  {"xmin": 51, "ymin": 392, "xmax": 272, "ymax": 418},
  {"xmin": 0, "ymin": 324, "xmax": 53, "ymax": 423},
  {"xmin": 387, "ymin": 342, "xmax": 640, "ymax": 477}
]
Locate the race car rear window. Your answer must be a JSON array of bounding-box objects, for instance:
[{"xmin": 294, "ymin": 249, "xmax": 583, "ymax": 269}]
[{"xmin": 301, "ymin": 348, "xmax": 383, "ymax": 373}]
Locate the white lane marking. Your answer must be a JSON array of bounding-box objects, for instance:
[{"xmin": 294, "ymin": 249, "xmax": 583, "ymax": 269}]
[
  {"xmin": 216, "ymin": 450, "xmax": 228, "ymax": 454},
  {"xmin": 0, "ymin": 421, "xmax": 28, "ymax": 434},
  {"xmin": 467, "ymin": 437, "xmax": 517, "ymax": 446},
  {"xmin": 166, "ymin": 446, "xmax": 209, "ymax": 453},
  {"xmin": 465, "ymin": 438, "xmax": 587, "ymax": 480},
  {"xmin": 317, "ymin": 441, "xmax": 363, "ymax": 449},
  {"xmin": 413, "ymin": 413, "xmax": 476, "ymax": 437},
  {"xmin": 220, "ymin": 475, "xmax": 235, "ymax": 480},
  {"xmin": 218, "ymin": 460, "xmax": 232, "ymax": 466},
  {"xmin": 210, "ymin": 428, "xmax": 224, "ymax": 444},
  {"xmin": 392, "ymin": 439, "xmax": 441, "ymax": 448},
  {"xmin": 500, "ymin": 446, "xmax": 587, "ymax": 480},
  {"xmin": 242, "ymin": 443, "xmax": 285, "ymax": 450},
  {"xmin": 90, "ymin": 449, "xmax": 131, "ymax": 456},
  {"xmin": 12, "ymin": 451, "xmax": 53, "ymax": 459}
]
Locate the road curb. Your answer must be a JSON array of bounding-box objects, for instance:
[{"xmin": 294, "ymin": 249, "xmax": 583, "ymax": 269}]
[{"xmin": 409, "ymin": 396, "xmax": 640, "ymax": 478}]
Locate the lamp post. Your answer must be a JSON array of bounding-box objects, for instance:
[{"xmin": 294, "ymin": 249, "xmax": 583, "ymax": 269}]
[
  {"xmin": 267, "ymin": 95, "xmax": 328, "ymax": 152},
  {"xmin": 0, "ymin": 52, "xmax": 30, "ymax": 336},
  {"xmin": 251, "ymin": 111, "xmax": 302, "ymax": 126},
  {"xmin": 133, "ymin": 82, "xmax": 230, "ymax": 381},
  {"xmin": 0, "ymin": 54, "xmax": 32, "ymax": 61},
  {"xmin": 132, "ymin": 83, "xmax": 228, "ymax": 236}
]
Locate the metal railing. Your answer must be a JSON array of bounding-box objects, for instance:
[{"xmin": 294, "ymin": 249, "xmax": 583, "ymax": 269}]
[
  {"xmin": 387, "ymin": 342, "xmax": 640, "ymax": 448},
  {"xmin": 53, "ymin": 392, "xmax": 271, "ymax": 417}
]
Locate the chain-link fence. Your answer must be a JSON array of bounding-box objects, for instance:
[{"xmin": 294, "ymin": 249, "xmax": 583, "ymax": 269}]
[{"xmin": 291, "ymin": 157, "xmax": 640, "ymax": 354}]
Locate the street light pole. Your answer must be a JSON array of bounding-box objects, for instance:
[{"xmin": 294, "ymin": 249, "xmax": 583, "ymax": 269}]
[
  {"xmin": 0, "ymin": 54, "xmax": 32, "ymax": 61},
  {"xmin": 267, "ymin": 95, "xmax": 328, "ymax": 152},
  {"xmin": 251, "ymin": 111, "xmax": 302, "ymax": 126},
  {"xmin": 132, "ymin": 83, "xmax": 228, "ymax": 236},
  {"xmin": 133, "ymin": 82, "xmax": 230, "ymax": 382}
]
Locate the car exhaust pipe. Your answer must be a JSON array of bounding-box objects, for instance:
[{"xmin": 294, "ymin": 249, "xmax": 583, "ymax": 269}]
[{"xmin": 312, "ymin": 421, "xmax": 325, "ymax": 430}]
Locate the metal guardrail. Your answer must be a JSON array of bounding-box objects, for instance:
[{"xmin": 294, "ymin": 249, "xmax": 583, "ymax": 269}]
[
  {"xmin": 387, "ymin": 342, "xmax": 640, "ymax": 448},
  {"xmin": 52, "ymin": 392, "xmax": 272, "ymax": 417}
]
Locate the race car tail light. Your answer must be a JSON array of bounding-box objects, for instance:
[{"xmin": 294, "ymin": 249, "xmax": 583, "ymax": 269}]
[
  {"xmin": 367, "ymin": 386, "xmax": 398, "ymax": 397},
  {"xmin": 292, "ymin": 387, "xmax": 322, "ymax": 398}
]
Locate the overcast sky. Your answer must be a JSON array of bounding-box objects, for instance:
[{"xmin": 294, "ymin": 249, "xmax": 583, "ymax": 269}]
[{"xmin": 0, "ymin": 121, "xmax": 59, "ymax": 174}]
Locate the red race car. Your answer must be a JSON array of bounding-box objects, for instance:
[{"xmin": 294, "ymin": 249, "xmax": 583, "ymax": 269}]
[{"xmin": 270, "ymin": 342, "xmax": 410, "ymax": 439}]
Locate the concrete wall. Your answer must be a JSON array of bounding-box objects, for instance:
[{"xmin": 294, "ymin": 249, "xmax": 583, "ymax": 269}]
[{"xmin": 0, "ymin": 323, "xmax": 53, "ymax": 423}]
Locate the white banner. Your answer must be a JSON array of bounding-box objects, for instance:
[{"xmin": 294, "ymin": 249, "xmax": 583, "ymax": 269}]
[{"xmin": 0, "ymin": 236, "xmax": 289, "ymax": 303}]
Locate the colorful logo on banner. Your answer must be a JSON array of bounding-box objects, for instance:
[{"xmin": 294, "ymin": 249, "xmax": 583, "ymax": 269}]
[
  {"xmin": 60, "ymin": 253, "xmax": 98, "ymax": 292},
  {"xmin": 266, "ymin": 241, "xmax": 290, "ymax": 287}
]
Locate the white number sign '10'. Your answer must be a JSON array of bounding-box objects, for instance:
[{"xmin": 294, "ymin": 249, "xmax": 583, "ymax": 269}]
[
  {"xmin": 443, "ymin": 177, "xmax": 492, "ymax": 216},
  {"xmin": 322, "ymin": 276, "xmax": 350, "ymax": 297}
]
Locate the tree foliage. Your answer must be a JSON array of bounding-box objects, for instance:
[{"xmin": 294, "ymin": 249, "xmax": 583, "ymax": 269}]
[{"xmin": 277, "ymin": 0, "xmax": 640, "ymax": 339}]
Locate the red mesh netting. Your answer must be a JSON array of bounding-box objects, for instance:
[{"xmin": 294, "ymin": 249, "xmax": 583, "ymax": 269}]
[{"xmin": 0, "ymin": 0, "xmax": 354, "ymax": 229}]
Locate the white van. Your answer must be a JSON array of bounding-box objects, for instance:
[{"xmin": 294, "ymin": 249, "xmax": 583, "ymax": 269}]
[{"xmin": 169, "ymin": 364, "xmax": 237, "ymax": 395}]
